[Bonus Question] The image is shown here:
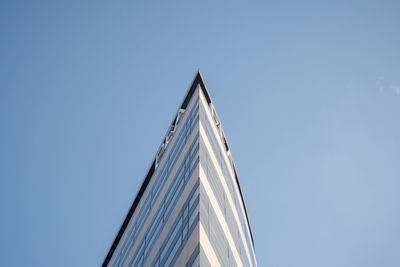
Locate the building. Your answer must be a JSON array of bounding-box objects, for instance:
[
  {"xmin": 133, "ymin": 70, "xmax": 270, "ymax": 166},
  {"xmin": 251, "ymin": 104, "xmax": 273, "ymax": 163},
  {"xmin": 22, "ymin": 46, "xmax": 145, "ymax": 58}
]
[{"xmin": 103, "ymin": 73, "xmax": 257, "ymax": 267}]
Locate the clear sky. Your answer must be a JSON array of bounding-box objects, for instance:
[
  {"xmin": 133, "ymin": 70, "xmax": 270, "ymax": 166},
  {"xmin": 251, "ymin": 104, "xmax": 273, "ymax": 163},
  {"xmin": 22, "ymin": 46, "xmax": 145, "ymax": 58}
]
[{"xmin": 1, "ymin": 1, "xmax": 400, "ymax": 266}]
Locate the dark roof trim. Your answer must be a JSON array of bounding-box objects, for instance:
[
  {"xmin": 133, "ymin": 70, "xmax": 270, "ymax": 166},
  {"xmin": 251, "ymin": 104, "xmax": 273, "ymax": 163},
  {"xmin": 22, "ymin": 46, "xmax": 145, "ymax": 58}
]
[
  {"xmin": 102, "ymin": 160, "xmax": 155, "ymax": 266},
  {"xmin": 182, "ymin": 72, "xmax": 211, "ymax": 108},
  {"xmin": 102, "ymin": 72, "xmax": 254, "ymax": 266}
]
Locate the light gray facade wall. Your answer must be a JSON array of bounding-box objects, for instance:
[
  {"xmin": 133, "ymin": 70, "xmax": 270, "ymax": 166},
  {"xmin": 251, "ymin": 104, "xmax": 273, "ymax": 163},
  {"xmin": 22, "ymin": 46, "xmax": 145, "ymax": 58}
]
[{"xmin": 198, "ymin": 88, "xmax": 257, "ymax": 267}]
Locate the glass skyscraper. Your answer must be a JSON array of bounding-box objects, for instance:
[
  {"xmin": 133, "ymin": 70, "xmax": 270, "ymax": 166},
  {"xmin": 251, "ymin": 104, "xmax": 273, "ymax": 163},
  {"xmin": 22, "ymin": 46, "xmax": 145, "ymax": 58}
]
[{"xmin": 103, "ymin": 73, "xmax": 257, "ymax": 267}]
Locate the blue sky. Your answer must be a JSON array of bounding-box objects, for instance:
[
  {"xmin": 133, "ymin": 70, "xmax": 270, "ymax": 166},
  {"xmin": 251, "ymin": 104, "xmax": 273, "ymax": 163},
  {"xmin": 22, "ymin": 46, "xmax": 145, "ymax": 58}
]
[{"xmin": 1, "ymin": 1, "xmax": 400, "ymax": 266}]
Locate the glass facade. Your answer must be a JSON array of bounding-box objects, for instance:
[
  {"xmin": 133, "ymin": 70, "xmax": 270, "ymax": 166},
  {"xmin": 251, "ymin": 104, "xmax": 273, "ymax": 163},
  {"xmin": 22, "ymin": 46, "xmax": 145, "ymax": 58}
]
[
  {"xmin": 103, "ymin": 73, "xmax": 256, "ymax": 267},
  {"xmin": 199, "ymin": 97, "xmax": 257, "ymax": 267}
]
